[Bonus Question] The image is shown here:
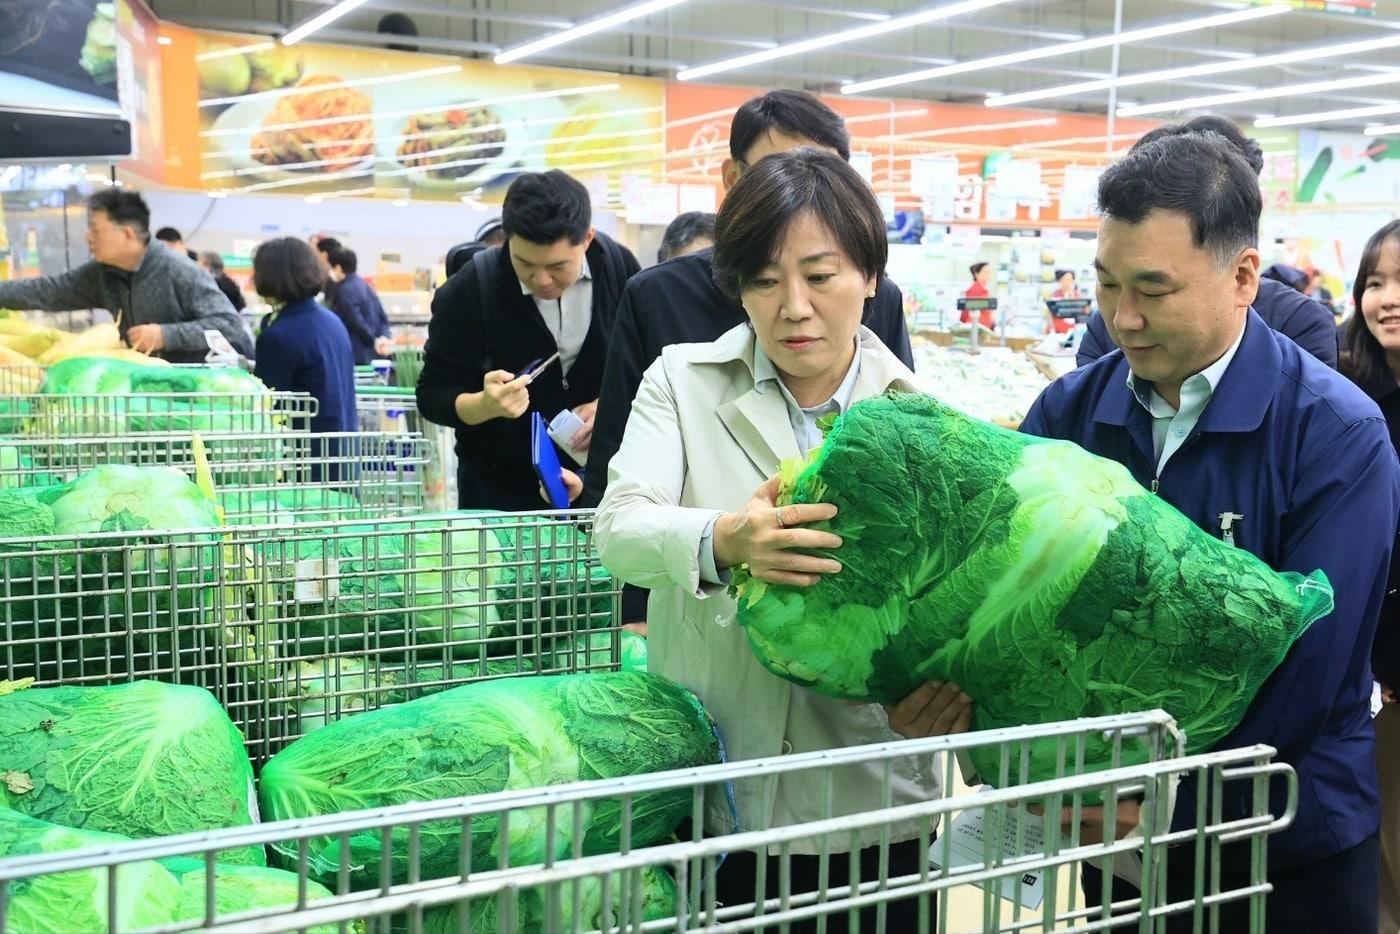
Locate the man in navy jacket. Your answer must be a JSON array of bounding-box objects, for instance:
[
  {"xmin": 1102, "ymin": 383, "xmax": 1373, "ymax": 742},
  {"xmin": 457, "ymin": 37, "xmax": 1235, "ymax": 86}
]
[
  {"xmin": 1076, "ymin": 115, "xmax": 1337, "ymax": 370},
  {"xmin": 1022, "ymin": 132, "xmax": 1399, "ymax": 931},
  {"xmin": 328, "ymin": 247, "xmax": 392, "ymax": 366}
]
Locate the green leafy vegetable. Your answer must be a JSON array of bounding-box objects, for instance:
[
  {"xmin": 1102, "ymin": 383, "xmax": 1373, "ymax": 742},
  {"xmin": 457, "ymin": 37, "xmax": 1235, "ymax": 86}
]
[
  {"xmin": 0, "ymin": 680, "xmax": 264, "ymax": 864},
  {"xmin": 0, "ymin": 807, "xmax": 181, "ymax": 933},
  {"xmin": 163, "ymin": 857, "xmax": 350, "ymax": 934},
  {"xmin": 259, "ymin": 672, "xmax": 719, "ymax": 887},
  {"xmin": 422, "ymin": 867, "xmax": 677, "ymax": 934},
  {"xmin": 735, "ymin": 393, "xmax": 1330, "ymax": 783},
  {"xmin": 38, "ymin": 358, "xmax": 275, "ymax": 433},
  {"xmin": 546, "ymin": 630, "xmax": 648, "ymax": 673}
]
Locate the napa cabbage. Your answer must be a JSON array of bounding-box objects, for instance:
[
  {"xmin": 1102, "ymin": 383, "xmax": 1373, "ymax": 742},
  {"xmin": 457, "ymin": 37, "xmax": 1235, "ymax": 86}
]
[
  {"xmin": 0, "ymin": 680, "xmax": 264, "ymax": 865},
  {"xmin": 422, "ymin": 866, "xmax": 677, "ymax": 934},
  {"xmin": 734, "ymin": 393, "xmax": 1330, "ymax": 783}
]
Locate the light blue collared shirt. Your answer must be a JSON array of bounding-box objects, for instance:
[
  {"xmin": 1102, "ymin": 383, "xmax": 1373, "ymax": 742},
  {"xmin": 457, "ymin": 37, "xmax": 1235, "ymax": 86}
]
[
  {"xmin": 699, "ymin": 339, "xmax": 862, "ymax": 584},
  {"xmin": 1125, "ymin": 321, "xmax": 1246, "ymax": 477}
]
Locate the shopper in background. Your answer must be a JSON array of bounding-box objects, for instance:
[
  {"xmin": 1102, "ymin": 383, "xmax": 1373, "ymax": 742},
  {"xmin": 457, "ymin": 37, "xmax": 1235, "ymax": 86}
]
[
  {"xmin": 960, "ymin": 261, "xmax": 996, "ymax": 329},
  {"xmin": 310, "ymin": 235, "xmax": 342, "ymax": 306},
  {"xmin": 474, "ymin": 219, "xmax": 506, "ymax": 248},
  {"xmin": 656, "ymin": 211, "xmax": 715, "ymax": 263},
  {"xmin": 582, "ymin": 89, "xmax": 915, "ymax": 518},
  {"xmin": 327, "ymin": 247, "xmax": 392, "ymax": 364},
  {"xmin": 250, "ymin": 236, "xmax": 357, "ymax": 440},
  {"xmin": 1046, "ymin": 268, "xmax": 1081, "ymax": 335},
  {"xmin": 596, "ymin": 150, "xmax": 954, "ymax": 933},
  {"xmin": 417, "ymin": 170, "xmax": 640, "ymax": 510},
  {"xmin": 0, "ymin": 189, "xmax": 252, "ymax": 363},
  {"xmin": 1306, "ymin": 267, "xmax": 1337, "ymax": 314},
  {"xmin": 198, "ymin": 251, "xmax": 246, "ymax": 312},
  {"xmin": 1077, "ymin": 114, "xmax": 1337, "ymax": 369},
  {"xmin": 1338, "ymin": 219, "xmax": 1400, "ymax": 933},
  {"xmin": 1022, "ymin": 132, "xmax": 1398, "ymax": 932},
  {"xmin": 154, "ymin": 226, "xmax": 198, "ymax": 262},
  {"xmin": 444, "ymin": 219, "xmax": 509, "ymax": 279}
]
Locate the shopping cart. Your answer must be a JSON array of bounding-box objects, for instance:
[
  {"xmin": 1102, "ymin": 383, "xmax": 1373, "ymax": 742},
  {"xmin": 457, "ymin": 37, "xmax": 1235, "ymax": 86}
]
[
  {"xmin": 0, "ymin": 431, "xmax": 432, "ymax": 524},
  {"xmin": 356, "ymin": 384, "xmax": 457, "ymax": 509},
  {"xmin": 0, "ymin": 711, "xmax": 1295, "ymax": 934},
  {"xmin": 0, "ymin": 509, "xmax": 619, "ymax": 760}
]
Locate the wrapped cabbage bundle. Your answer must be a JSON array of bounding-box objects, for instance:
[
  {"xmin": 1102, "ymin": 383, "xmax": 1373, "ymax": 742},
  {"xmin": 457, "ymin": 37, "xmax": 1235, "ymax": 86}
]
[
  {"xmin": 259, "ymin": 672, "xmax": 719, "ymax": 887},
  {"xmin": 422, "ymin": 867, "xmax": 677, "ymax": 934},
  {"xmin": 38, "ymin": 357, "xmax": 275, "ymax": 433},
  {"xmin": 735, "ymin": 393, "xmax": 1331, "ymax": 782}
]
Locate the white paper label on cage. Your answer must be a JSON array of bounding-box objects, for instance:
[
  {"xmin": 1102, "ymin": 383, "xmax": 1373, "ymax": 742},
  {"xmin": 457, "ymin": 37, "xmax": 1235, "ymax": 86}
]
[
  {"xmin": 294, "ymin": 558, "xmax": 340, "ymax": 603},
  {"xmin": 203, "ymin": 330, "xmax": 240, "ymax": 365},
  {"xmin": 929, "ymin": 799, "xmax": 1046, "ymax": 910}
]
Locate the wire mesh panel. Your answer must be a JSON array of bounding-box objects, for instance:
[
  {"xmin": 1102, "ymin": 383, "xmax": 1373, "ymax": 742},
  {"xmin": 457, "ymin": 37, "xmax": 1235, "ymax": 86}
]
[
  {"xmin": 0, "ymin": 432, "xmax": 431, "ymax": 523},
  {"xmin": 0, "ymin": 510, "xmax": 620, "ymax": 762},
  {"xmin": 0, "ymin": 390, "xmax": 318, "ymax": 436},
  {"xmin": 0, "ymin": 365, "xmax": 44, "ymax": 395},
  {"xmin": 356, "ymin": 385, "xmax": 457, "ymax": 510},
  {"xmin": 0, "ymin": 713, "xmax": 1296, "ymax": 934}
]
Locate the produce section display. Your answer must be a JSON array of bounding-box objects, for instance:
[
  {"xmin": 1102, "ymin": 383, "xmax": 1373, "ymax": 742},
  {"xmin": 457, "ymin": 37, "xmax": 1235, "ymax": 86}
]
[{"xmin": 910, "ymin": 337, "xmax": 1051, "ymax": 427}]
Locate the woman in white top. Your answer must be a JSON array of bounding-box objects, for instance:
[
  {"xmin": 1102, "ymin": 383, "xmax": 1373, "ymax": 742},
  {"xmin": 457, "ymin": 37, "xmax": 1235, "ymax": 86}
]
[{"xmin": 595, "ymin": 148, "xmax": 970, "ymax": 932}]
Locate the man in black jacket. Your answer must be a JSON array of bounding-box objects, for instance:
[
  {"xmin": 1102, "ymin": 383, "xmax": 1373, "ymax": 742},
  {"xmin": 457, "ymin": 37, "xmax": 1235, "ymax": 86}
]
[
  {"xmin": 417, "ymin": 171, "xmax": 640, "ymax": 510},
  {"xmin": 581, "ymin": 90, "xmax": 914, "ymax": 511},
  {"xmin": 1076, "ymin": 114, "xmax": 1337, "ymax": 369}
]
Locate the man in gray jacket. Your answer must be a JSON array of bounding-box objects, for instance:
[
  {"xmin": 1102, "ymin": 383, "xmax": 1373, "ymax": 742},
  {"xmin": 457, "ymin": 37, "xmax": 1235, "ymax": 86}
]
[{"xmin": 0, "ymin": 189, "xmax": 252, "ymax": 362}]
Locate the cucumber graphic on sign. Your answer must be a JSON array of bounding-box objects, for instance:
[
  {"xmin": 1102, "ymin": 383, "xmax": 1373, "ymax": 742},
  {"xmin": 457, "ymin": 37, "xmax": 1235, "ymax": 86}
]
[{"xmin": 1298, "ymin": 147, "xmax": 1332, "ymax": 203}]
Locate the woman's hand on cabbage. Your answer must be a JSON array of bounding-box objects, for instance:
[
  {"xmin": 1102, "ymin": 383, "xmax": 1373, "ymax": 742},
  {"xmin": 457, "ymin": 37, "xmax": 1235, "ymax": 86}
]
[
  {"xmin": 884, "ymin": 680, "xmax": 973, "ymax": 740},
  {"xmin": 714, "ymin": 475, "xmax": 842, "ymax": 588}
]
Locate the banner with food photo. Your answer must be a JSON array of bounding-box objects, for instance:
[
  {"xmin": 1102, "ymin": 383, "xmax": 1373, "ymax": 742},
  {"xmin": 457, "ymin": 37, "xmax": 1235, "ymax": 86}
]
[{"xmin": 193, "ymin": 31, "xmax": 664, "ymax": 202}]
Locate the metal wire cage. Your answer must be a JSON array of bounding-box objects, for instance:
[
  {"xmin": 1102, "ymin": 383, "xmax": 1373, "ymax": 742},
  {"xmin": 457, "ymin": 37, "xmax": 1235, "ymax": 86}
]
[
  {"xmin": 355, "ymin": 385, "xmax": 457, "ymax": 510},
  {"xmin": 0, "ymin": 390, "xmax": 318, "ymax": 436},
  {"xmin": 0, "ymin": 509, "xmax": 620, "ymax": 763},
  {"xmin": 0, "ymin": 711, "xmax": 1296, "ymax": 934},
  {"xmin": 0, "ymin": 431, "xmax": 432, "ymax": 524}
]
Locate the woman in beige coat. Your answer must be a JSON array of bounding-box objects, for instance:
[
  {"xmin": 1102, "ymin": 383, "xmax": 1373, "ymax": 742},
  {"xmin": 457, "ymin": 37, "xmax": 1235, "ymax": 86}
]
[{"xmin": 595, "ymin": 149, "xmax": 970, "ymax": 931}]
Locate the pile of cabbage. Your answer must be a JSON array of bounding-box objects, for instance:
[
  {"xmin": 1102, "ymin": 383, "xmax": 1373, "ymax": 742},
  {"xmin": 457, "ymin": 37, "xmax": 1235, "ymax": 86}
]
[{"xmin": 734, "ymin": 393, "xmax": 1330, "ymax": 782}]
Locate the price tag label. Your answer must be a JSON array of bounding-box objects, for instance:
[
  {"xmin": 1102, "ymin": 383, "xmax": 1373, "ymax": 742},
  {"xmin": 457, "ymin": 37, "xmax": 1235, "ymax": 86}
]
[
  {"xmin": 929, "ymin": 794, "xmax": 1046, "ymax": 910},
  {"xmin": 294, "ymin": 557, "xmax": 340, "ymax": 603}
]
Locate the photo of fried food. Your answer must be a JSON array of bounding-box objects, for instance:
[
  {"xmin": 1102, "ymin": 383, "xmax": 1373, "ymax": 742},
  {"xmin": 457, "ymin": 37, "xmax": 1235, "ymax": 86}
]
[
  {"xmin": 396, "ymin": 106, "xmax": 507, "ymax": 181},
  {"xmin": 251, "ymin": 75, "xmax": 373, "ymax": 172}
]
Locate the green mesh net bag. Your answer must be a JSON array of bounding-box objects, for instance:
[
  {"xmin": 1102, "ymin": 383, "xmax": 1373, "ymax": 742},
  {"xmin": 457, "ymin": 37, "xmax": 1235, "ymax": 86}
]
[
  {"xmin": 258, "ymin": 672, "xmax": 719, "ymax": 887},
  {"xmin": 38, "ymin": 358, "xmax": 275, "ymax": 433},
  {"xmin": 734, "ymin": 393, "xmax": 1332, "ymax": 783}
]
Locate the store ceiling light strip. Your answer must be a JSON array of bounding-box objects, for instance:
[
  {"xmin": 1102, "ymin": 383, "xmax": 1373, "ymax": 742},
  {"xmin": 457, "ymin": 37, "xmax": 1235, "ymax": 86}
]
[
  {"xmin": 1009, "ymin": 131, "xmax": 1141, "ymax": 150},
  {"xmin": 200, "ymin": 63, "xmax": 462, "ymax": 108},
  {"xmin": 496, "ymin": 0, "xmax": 692, "ymax": 65},
  {"xmin": 840, "ymin": 3, "xmax": 1290, "ymax": 96},
  {"xmin": 988, "ymin": 33, "xmax": 1400, "ymax": 109},
  {"xmin": 281, "ymin": 0, "xmax": 375, "ymax": 46},
  {"xmin": 1255, "ymin": 102, "xmax": 1400, "ymax": 128},
  {"xmin": 199, "ymin": 83, "xmax": 620, "ymax": 138},
  {"xmin": 1366, "ymin": 122, "xmax": 1400, "ymax": 136},
  {"xmin": 1117, "ymin": 70, "xmax": 1400, "ymax": 117},
  {"xmin": 675, "ymin": 0, "xmax": 1014, "ymax": 82}
]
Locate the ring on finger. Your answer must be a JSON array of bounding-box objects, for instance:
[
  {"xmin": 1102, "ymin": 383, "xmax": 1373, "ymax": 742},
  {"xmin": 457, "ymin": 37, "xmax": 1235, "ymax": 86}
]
[{"xmin": 775, "ymin": 507, "xmax": 788, "ymax": 529}]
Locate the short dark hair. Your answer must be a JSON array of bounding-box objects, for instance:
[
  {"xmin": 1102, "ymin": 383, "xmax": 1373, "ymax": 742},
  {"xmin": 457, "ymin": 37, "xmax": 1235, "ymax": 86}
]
[
  {"xmin": 329, "ymin": 247, "xmax": 358, "ymax": 275},
  {"xmin": 252, "ymin": 237, "xmax": 326, "ymax": 304},
  {"xmin": 87, "ymin": 188, "xmax": 150, "ymax": 241},
  {"xmin": 475, "ymin": 219, "xmax": 504, "ymax": 242},
  {"xmin": 313, "ymin": 236, "xmax": 342, "ymax": 257},
  {"xmin": 1054, "ymin": 268, "xmax": 1074, "ymax": 280},
  {"xmin": 199, "ymin": 251, "xmax": 225, "ymax": 273},
  {"xmin": 712, "ymin": 148, "xmax": 885, "ymax": 302},
  {"xmin": 154, "ymin": 227, "xmax": 183, "ymax": 243},
  {"xmin": 970, "ymin": 262, "xmax": 989, "ymax": 278},
  {"xmin": 1341, "ymin": 219, "xmax": 1400, "ymax": 390},
  {"xmin": 502, "ymin": 171, "xmax": 591, "ymax": 246},
  {"xmin": 1133, "ymin": 113, "xmax": 1265, "ymax": 177},
  {"xmin": 729, "ymin": 89, "xmax": 851, "ymax": 164},
  {"xmin": 658, "ymin": 212, "xmax": 716, "ymax": 263},
  {"xmin": 1097, "ymin": 132, "xmax": 1261, "ymax": 267}
]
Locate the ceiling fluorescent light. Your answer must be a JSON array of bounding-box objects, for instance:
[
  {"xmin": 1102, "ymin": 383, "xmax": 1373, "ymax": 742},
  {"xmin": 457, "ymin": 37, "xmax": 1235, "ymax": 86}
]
[
  {"xmin": 988, "ymin": 33, "xmax": 1400, "ymax": 109},
  {"xmin": 1255, "ymin": 102, "xmax": 1400, "ymax": 128},
  {"xmin": 1365, "ymin": 122, "xmax": 1400, "ymax": 136},
  {"xmin": 676, "ymin": 0, "xmax": 1014, "ymax": 82},
  {"xmin": 1117, "ymin": 71, "xmax": 1400, "ymax": 117},
  {"xmin": 281, "ymin": 0, "xmax": 375, "ymax": 46},
  {"xmin": 497, "ymin": 0, "xmax": 691, "ymax": 65},
  {"xmin": 841, "ymin": 3, "xmax": 1290, "ymax": 96},
  {"xmin": 874, "ymin": 116, "xmax": 1057, "ymax": 142}
]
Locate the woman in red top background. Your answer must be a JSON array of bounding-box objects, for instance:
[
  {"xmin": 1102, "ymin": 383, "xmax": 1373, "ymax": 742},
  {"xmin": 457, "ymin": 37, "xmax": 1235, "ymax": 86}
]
[
  {"xmin": 1047, "ymin": 268, "xmax": 1081, "ymax": 334},
  {"xmin": 961, "ymin": 261, "xmax": 996, "ymax": 329}
]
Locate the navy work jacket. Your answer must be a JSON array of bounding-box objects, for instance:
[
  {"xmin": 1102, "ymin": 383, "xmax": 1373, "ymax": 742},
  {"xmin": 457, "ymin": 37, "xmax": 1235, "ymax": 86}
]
[{"xmin": 1022, "ymin": 309, "xmax": 1400, "ymax": 868}]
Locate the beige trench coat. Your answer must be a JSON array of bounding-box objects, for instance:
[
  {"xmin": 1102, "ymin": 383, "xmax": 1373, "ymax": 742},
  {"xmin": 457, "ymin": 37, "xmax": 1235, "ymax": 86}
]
[{"xmin": 595, "ymin": 323, "xmax": 942, "ymax": 853}]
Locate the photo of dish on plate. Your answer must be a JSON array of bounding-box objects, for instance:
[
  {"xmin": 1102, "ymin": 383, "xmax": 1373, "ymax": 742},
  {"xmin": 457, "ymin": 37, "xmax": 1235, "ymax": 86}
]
[
  {"xmin": 394, "ymin": 104, "xmax": 520, "ymax": 186},
  {"xmin": 250, "ymin": 75, "xmax": 374, "ymax": 173}
]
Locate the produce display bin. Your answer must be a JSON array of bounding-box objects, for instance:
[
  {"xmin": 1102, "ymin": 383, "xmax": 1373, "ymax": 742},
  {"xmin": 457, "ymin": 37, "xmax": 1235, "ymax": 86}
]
[
  {"xmin": 0, "ymin": 431, "xmax": 432, "ymax": 524},
  {"xmin": 0, "ymin": 711, "xmax": 1295, "ymax": 934},
  {"xmin": 0, "ymin": 390, "xmax": 318, "ymax": 436},
  {"xmin": 0, "ymin": 509, "xmax": 619, "ymax": 762}
]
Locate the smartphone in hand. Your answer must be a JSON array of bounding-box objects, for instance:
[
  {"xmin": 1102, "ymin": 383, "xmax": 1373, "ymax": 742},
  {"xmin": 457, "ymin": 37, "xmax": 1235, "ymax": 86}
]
[{"xmin": 520, "ymin": 352, "xmax": 561, "ymax": 381}]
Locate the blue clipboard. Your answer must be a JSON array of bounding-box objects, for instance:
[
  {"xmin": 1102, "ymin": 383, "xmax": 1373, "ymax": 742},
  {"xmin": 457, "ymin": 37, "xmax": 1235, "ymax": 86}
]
[{"xmin": 532, "ymin": 412, "xmax": 571, "ymax": 509}]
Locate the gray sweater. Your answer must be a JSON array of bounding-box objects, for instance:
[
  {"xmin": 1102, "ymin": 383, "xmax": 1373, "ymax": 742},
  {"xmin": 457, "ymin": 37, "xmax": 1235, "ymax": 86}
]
[{"xmin": 0, "ymin": 244, "xmax": 253, "ymax": 362}]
